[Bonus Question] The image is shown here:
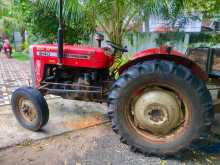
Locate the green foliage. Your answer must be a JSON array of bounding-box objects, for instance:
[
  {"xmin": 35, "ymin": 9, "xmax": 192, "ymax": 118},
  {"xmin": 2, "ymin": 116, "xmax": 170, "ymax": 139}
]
[
  {"xmin": 12, "ymin": 51, "xmax": 29, "ymax": 61},
  {"xmin": 13, "ymin": 0, "xmax": 95, "ymax": 44},
  {"xmin": 186, "ymin": 0, "xmax": 220, "ymax": 18},
  {"xmin": 189, "ymin": 33, "xmax": 220, "ymax": 47},
  {"xmin": 111, "ymin": 53, "xmax": 130, "ymax": 78},
  {"xmin": 0, "ymin": 0, "xmax": 11, "ymax": 18},
  {"xmin": 155, "ymin": 32, "xmax": 185, "ymax": 46},
  {"xmin": 0, "ymin": 0, "xmax": 15, "ymax": 39},
  {"xmin": 1, "ymin": 20, "xmax": 15, "ymax": 41},
  {"xmin": 36, "ymin": 0, "xmax": 220, "ymax": 54}
]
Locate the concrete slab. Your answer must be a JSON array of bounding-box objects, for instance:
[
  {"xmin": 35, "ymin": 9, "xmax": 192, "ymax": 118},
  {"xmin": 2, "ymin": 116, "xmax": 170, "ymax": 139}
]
[{"xmin": 0, "ymin": 98, "xmax": 108, "ymax": 149}]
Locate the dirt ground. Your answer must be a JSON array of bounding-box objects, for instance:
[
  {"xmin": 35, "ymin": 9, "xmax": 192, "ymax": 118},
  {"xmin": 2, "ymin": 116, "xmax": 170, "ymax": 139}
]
[
  {"xmin": 1, "ymin": 122, "xmax": 220, "ymax": 165},
  {"xmin": 0, "ymin": 123, "xmax": 177, "ymax": 165},
  {"xmin": 1, "ymin": 95, "xmax": 220, "ymax": 165}
]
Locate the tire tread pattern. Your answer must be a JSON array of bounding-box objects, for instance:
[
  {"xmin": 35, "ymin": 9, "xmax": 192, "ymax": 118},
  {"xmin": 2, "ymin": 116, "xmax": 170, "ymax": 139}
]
[
  {"xmin": 11, "ymin": 86, "xmax": 49, "ymax": 131},
  {"xmin": 107, "ymin": 60, "xmax": 214, "ymax": 157}
]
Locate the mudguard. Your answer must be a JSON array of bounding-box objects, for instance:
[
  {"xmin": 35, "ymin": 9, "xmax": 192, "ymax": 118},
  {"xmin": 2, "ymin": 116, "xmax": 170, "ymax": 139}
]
[{"xmin": 119, "ymin": 47, "xmax": 208, "ymax": 80}]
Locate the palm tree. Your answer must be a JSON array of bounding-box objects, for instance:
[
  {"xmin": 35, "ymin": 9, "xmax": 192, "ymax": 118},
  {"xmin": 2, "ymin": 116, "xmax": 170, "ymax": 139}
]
[
  {"xmin": 36, "ymin": 0, "xmax": 193, "ymax": 71},
  {"xmin": 37, "ymin": 0, "xmax": 220, "ymax": 71},
  {"xmin": 37, "ymin": 0, "xmax": 192, "ymax": 47}
]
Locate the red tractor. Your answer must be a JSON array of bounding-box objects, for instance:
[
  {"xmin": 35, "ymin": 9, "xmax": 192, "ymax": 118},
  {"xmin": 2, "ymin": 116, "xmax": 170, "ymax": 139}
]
[{"xmin": 11, "ymin": 0, "xmax": 216, "ymax": 157}]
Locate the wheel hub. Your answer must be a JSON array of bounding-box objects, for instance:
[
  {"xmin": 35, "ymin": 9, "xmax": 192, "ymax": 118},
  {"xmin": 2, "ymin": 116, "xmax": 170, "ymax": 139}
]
[
  {"xmin": 133, "ymin": 89, "xmax": 183, "ymax": 135},
  {"xmin": 146, "ymin": 104, "xmax": 168, "ymax": 125},
  {"xmin": 20, "ymin": 99, "xmax": 37, "ymax": 122}
]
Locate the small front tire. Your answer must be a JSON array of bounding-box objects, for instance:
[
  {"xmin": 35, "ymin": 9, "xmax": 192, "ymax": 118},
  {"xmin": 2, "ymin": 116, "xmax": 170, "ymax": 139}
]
[{"xmin": 11, "ymin": 87, "xmax": 49, "ymax": 131}]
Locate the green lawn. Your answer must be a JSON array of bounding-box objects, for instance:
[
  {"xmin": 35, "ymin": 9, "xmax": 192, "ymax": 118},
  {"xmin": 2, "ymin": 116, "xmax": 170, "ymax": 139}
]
[{"xmin": 12, "ymin": 52, "xmax": 29, "ymax": 61}]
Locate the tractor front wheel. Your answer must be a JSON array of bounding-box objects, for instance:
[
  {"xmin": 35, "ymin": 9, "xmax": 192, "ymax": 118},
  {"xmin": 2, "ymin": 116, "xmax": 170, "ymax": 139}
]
[
  {"xmin": 108, "ymin": 60, "xmax": 214, "ymax": 157},
  {"xmin": 11, "ymin": 87, "xmax": 49, "ymax": 131}
]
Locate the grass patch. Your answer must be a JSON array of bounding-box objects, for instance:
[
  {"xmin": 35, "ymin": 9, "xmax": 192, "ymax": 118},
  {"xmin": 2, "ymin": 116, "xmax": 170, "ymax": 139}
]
[{"xmin": 12, "ymin": 52, "xmax": 29, "ymax": 61}]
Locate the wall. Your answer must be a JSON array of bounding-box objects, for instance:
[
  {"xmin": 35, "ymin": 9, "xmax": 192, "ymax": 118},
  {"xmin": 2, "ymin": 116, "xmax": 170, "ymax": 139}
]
[{"xmin": 90, "ymin": 32, "xmax": 190, "ymax": 56}]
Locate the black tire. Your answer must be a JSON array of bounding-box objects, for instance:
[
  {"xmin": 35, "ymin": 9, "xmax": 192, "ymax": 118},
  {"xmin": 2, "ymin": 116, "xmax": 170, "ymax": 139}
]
[
  {"xmin": 108, "ymin": 60, "xmax": 214, "ymax": 157},
  {"xmin": 11, "ymin": 87, "xmax": 49, "ymax": 131}
]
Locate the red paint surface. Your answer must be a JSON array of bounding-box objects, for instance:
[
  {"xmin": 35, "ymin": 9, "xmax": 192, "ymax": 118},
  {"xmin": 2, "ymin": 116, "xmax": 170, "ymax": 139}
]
[
  {"xmin": 119, "ymin": 47, "xmax": 208, "ymax": 80},
  {"xmin": 32, "ymin": 44, "xmax": 114, "ymax": 86},
  {"xmin": 32, "ymin": 44, "xmax": 208, "ymax": 87}
]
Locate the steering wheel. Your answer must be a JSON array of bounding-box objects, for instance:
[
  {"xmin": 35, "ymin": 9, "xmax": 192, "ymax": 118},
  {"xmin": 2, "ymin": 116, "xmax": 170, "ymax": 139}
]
[{"xmin": 106, "ymin": 40, "xmax": 128, "ymax": 53}]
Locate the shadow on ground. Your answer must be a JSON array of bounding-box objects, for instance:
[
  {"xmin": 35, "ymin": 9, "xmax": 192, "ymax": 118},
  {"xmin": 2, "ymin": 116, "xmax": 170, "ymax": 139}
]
[{"xmin": 166, "ymin": 116, "xmax": 220, "ymax": 164}]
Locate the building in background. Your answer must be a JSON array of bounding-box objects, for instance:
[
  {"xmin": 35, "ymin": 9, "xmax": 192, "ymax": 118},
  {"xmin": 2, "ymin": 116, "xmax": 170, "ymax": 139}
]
[{"xmin": 148, "ymin": 14, "xmax": 203, "ymax": 33}]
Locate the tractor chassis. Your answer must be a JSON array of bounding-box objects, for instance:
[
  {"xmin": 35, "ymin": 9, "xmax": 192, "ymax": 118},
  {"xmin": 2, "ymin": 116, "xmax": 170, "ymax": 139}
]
[{"xmin": 38, "ymin": 80, "xmax": 113, "ymax": 102}]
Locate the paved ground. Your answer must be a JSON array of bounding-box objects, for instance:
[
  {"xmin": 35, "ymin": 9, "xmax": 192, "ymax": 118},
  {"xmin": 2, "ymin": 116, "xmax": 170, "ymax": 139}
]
[
  {"xmin": 1, "ymin": 122, "xmax": 220, "ymax": 165},
  {"xmin": 0, "ymin": 98, "xmax": 107, "ymax": 149},
  {"xmin": 0, "ymin": 124, "xmax": 176, "ymax": 165},
  {"xmin": 1, "ymin": 98, "xmax": 220, "ymax": 165},
  {"xmin": 0, "ymin": 55, "xmax": 30, "ymax": 105}
]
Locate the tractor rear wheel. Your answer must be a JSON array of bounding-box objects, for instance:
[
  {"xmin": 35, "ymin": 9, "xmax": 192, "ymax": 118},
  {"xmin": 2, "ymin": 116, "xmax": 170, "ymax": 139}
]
[
  {"xmin": 108, "ymin": 60, "xmax": 214, "ymax": 157},
  {"xmin": 11, "ymin": 87, "xmax": 49, "ymax": 131}
]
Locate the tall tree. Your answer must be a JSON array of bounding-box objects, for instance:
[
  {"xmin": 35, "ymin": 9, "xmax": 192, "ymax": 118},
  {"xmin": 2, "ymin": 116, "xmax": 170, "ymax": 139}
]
[
  {"xmin": 37, "ymin": 0, "xmax": 219, "ymax": 71},
  {"xmin": 37, "ymin": 0, "xmax": 195, "ymax": 51}
]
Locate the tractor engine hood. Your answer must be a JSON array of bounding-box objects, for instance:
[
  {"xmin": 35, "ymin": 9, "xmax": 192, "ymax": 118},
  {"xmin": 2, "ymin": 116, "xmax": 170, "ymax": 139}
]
[{"xmin": 31, "ymin": 44, "xmax": 105, "ymax": 57}]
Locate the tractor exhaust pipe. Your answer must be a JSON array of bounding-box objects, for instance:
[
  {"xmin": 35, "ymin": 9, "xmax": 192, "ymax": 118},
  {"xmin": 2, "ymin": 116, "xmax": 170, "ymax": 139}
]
[{"xmin": 57, "ymin": 0, "xmax": 64, "ymax": 65}]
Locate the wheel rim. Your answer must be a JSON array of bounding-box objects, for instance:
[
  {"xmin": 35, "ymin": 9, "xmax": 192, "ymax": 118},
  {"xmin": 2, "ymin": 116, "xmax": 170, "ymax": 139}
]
[
  {"xmin": 17, "ymin": 98, "xmax": 37, "ymax": 123},
  {"xmin": 133, "ymin": 89, "xmax": 183, "ymax": 135},
  {"xmin": 126, "ymin": 85, "xmax": 191, "ymax": 143}
]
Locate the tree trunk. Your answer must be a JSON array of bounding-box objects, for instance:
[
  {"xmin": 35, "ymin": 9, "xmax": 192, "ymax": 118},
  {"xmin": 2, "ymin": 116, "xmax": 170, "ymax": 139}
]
[{"xmin": 21, "ymin": 28, "xmax": 26, "ymax": 50}]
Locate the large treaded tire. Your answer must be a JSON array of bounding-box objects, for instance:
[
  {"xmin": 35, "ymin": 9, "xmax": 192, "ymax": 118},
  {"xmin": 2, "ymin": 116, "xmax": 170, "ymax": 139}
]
[
  {"xmin": 107, "ymin": 60, "xmax": 214, "ymax": 157},
  {"xmin": 11, "ymin": 87, "xmax": 49, "ymax": 131}
]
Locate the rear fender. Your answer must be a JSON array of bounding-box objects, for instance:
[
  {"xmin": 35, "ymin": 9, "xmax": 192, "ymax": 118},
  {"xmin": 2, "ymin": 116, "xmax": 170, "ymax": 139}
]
[{"xmin": 119, "ymin": 48, "xmax": 208, "ymax": 80}]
